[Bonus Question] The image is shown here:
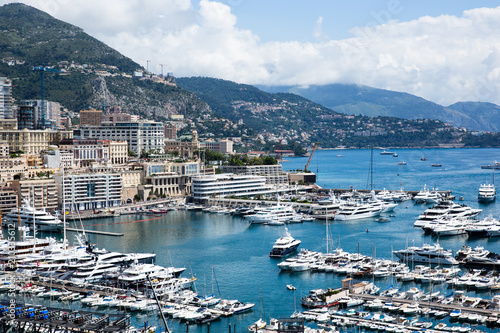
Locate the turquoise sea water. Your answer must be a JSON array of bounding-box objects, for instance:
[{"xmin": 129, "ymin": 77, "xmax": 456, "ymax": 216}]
[{"xmin": 7, "ymin": 148, "xmax": 500, "ymax": 332}]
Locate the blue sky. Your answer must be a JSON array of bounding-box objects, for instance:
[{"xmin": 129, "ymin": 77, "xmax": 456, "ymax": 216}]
[
  {"xmin": 3, "ymin": 0, "xmax": 500, "ymax": 105},
  {"xmin": 226, "ymin": 0, "xmax": 499, "ymax": 42}
]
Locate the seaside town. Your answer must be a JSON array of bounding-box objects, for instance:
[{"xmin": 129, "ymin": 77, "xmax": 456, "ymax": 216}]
[{"xmin": 2, "ymin": 2, "xmax": 500, "ymax": 333}]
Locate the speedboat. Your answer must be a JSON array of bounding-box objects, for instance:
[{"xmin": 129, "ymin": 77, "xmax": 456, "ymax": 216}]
[{"xmin": 269, "ymin": 228, "xmax": 301, "ymax": 257}]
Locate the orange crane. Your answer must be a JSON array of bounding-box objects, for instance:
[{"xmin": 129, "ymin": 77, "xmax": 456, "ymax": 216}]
[{"xmin": 304, "ymin": 142, "xmax": 318, "ymax": 172}]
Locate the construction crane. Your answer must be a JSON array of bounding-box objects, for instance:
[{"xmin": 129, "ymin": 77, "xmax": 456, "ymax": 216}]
[
  {"xmin": 33, "ymin": 66, "xmax": 62, "ymax": 129},
  {"xmin": 304, "ymin": 142, "xmax": 318, "ymax": 172},
  {"xmin": 275, "ymin": 139, "xmax": 282, "ymax": 160}
]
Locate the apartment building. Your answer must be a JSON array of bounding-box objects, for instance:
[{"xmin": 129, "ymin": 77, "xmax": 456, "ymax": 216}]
[
  {"xmin": 9, "ymin": 179, "xmax": 59, "ymax": 213},
  {"xmin": 74, "ymin": 121, "xmax": 164, "ymax": 156},
  {"xmin": 55, "ymin": 171, "xmax": 123, "ymax": 211}
]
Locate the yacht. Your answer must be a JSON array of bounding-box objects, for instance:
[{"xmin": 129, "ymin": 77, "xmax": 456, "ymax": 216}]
[
  {"xmin": 0, "ymin": 227, "xmax": 57, "ymax": 264},
  {"xmin": 478, "ymin": 183, "xmax": 496, "ymax": 203},
  {"xmin": 413, "ymin": 200, "xmax": 455, "ymax": 227},
  {"xmin": 3, "ymin": 198, "xmax": 64, "ymax": 232},
  {"xmin": 66, "ymin": 250, "xmax": 156, "ymax": 270},
  {"xmin": 269, "ymin": 228, "xmax": 301, "ymax": 257},
  {"xmin": 431, "ymin": 218, "xmax": 470, "ymax": 236},
  {"xmin": 245, "ymin": 203, "xmax": 301, "ymax": 224},
  {"xmin": 392, "ymin": 243, "xmax": 458, "ymax": 265},
  {"xmin": 334, "ymin": 201, "xmax": 383, "ymax": 221},
  {"xmin": 413, "ymin": 185, "xmax": 441, "ymax": 204},
  {"xmin": 72, "ymin": 262, "xmax": 121, "ymax": 282},
  {"xmin": 465, "ymin": 216, "xmax": 500, "ymax": 237},
  {"xmin": 414, "ymin": 200, "xmax": 481, "ymax": 228},
  {"xmin": 480, "ymin": 161, "xmax": 500, "ymax": 169},
  {"xmin": 117, "ymin": 262, "xmax": 185, "ymax": 284}
]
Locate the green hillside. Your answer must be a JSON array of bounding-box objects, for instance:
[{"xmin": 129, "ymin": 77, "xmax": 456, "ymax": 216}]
[
  {"xmin": 0, "ymin": 3, "xmax": 211, "ymax": 120},
  {"xmin": 259, "ymin": 83, "xmax": 494, "ymax": 132}
]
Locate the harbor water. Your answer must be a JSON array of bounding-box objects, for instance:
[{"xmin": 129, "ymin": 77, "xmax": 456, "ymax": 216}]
[{"xmin": 6, "ymin": 148, "xmax": 500, "ymax": 332}]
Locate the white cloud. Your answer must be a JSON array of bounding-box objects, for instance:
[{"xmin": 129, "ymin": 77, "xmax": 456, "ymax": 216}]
[{"xmin": 3, "ymin": 1, "xmax": 500, "ymax": 105}]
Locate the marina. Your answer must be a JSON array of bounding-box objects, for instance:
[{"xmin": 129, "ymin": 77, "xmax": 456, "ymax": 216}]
[{"xmin": 2, "ymin": 148, "xmax": 500, "ymax": 333}]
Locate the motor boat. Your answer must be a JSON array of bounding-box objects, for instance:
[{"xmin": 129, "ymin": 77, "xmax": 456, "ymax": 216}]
[
  {"xmin": 269, "ymin": 228, "xmax": 301, "ymax": 258},
  {"xmin": 478, "ymin": 183, "xmax": 496, "ymax": 203}
]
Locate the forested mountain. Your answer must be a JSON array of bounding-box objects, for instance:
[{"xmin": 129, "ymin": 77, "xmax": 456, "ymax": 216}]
[
  {"xmin": 2, "ymin": 3, "xmax": 500, "ymax": 149},
  {"xmin": 178, "ymin": 77, "xmax": 500, "ymax": 148},
  {"xmin": 0, "ymin": 3, "xmax": 211, "ymax": 120},
  {"xmin": 258, "ymin": 84, "xmax": 500, "ymax": 132}
]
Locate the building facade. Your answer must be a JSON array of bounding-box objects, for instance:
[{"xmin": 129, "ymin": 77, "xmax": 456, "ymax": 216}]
[
  {"xmin": 17, "ymin": 100, "xmax": 61, "ymax": 130},
  {"xmin": 9, "ymin": 179, "xmax": 59, "ymax": 213},
  {"xmin": 220, "ymin": 164, "xmax": 289, "ymax": 185},
  {"xmin": 109, "ymin": 141, "xmax": 128, "ymax": 165},
  {"xmin": 104, "ymin": 113, "xmax": 139, "ymax": 124},
  {"xmin": 80, "ymin": 109, "xmax": 103, "ymax": 126},
  {"xmin": 200, "ymin": 139, "xmax": 234, "ymax": 154},
  {"xmin": 75, "ymin": 121, "xmax": 164, "ymax": 156},
  {"xmin": 164, "ymin": 123, "xmax": 178, "ymax": 139},
  {"xmin": 0, "ymin": 129, "xmax": 73, "ymax": 155},
  {"xmin": 0, "ymin": 118, "xmax": 17, "ymax": 130},
  {"xmin": 0, "ymin": 186, "xmax": 17, "ymax": 215},
  {"xmin": 55, "ymin": 171, "xmax": 123, "ymax": 211},
  {"xmin": 0, "ymin": 77, "xmax": 12, "ymax": 119},
  {"xmin": 164, "ymin": 130, "xmax": 199, "ymax": 158},
  {"xmin": 191, "ymin": 174, "xmax": 272, "ymax": 201},
  {"xmin": 43, "ymin": 149, "xmax": 74, "ymax": 169}
]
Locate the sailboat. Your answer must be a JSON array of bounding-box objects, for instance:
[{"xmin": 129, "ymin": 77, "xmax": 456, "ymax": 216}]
[
  {"xmin": 431, "ymin": 149, "xmax": 442, "ymax": 167},
  {"xmin": 249, "ymin": 284, "xmax": 267, "ymax": 332}
]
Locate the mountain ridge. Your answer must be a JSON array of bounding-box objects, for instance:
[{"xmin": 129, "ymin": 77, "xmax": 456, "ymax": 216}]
[
  {"xmin": 257, "ymin": 83, "xmax": 499, "ymax": 132},
  {"xmin": 0, "ymin": 3, "xmax": 212, "ymax": 122}
]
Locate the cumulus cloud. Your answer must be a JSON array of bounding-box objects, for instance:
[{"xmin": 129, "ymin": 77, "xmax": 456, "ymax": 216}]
[{"xmin": 4, "ymin": 0, "xmax": 500, "ymax": 105}]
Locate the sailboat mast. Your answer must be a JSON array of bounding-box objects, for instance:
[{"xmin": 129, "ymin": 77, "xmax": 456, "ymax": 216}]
[
  {"xmin": 62, "ymin": 166, "xmax": 67, "ymax": 248},
  {"xmin": 32, "ymin": 186, "xmax": 36, "ymax": 254},
  {"xmin": 326, "ymin": 207, "xmax": 329, "ymax": 254},
  {"xmin": 370, "ymin": 146, "xmax": 374, "ymax": 191}
]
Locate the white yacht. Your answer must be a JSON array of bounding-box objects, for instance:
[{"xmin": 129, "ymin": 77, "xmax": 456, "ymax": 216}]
[
  {"xmin": 72, "ymin": 262, "xmax": 121, "ymax": 281},
  {"xmin": 415, "ymin": 200, "xmax": 481, "ymax": 228},
  {"xmin": 392, "ymin": 243, "xmax": 458, "ymax": 265},
  {"xmin": 334, "ymin": 201, "xmax": 383, "ymax": 221},
  {"xmin": 245, "ymin": 203, "xmax": 301, "ymax": 224},
  {"xmin": 478, "ymin": 183, "xmax": 496, "ymax": 203},
  {"xmin": 413, "ymin": 185, "xmax": 442, "ymax": 204},
  {"xmin": 413, "ymin": 200, "xmax": 456, "ymax": 227},
  {"xmin": 3, "ymin": 198, "xmax": 64, "ymax": 232},
  {"xmin": 269, "ymin": 228, "xmax": 301, "ymax": 257},
  {"xmin": 0, "ymin": 227, "xmax": 57, "ymax": 263},
  {"xmin": 431, "ymin": 218, "xmax": 470, "ymax": 236},
  {"xmin": 117, "ymin": 262, "xmax": 185, "ymax": 284},
  {"xmin": 66, "ymin": 251, "xmax": 156, "ymax": 270}
]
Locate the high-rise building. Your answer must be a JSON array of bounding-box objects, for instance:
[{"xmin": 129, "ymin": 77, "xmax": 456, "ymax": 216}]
[
  {"xmin": 0, "ymin": 77, "xmax": 12, "ymax": 119},
  {"xmin": 164, "ymin": 123, "xmax": 178, "ymax": 139},
  {"xmin": 17, "ymin": 100, "xmax": 60, "ymax": 129},
  {"xmin": 80, "ymin": 109, "xmax": 103, "ymax": 126}
]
